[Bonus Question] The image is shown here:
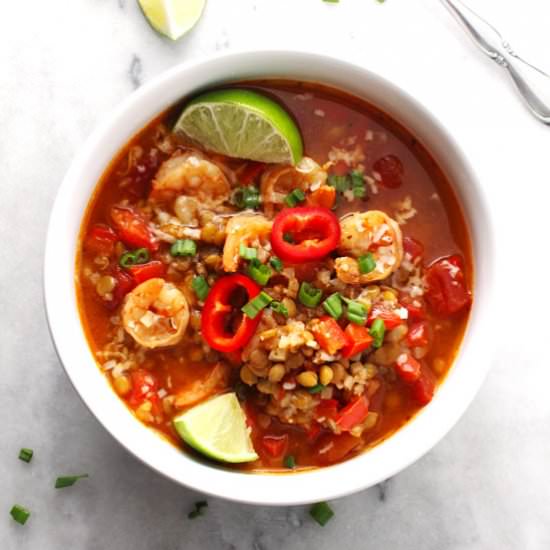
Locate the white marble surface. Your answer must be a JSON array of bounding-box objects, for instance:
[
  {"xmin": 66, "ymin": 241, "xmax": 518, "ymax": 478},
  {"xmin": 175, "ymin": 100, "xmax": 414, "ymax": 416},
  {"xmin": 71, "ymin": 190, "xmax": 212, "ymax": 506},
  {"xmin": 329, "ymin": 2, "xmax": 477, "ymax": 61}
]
[{"xmin": 1, "ymin": 0, "xmax": 550, "ymax": 548}]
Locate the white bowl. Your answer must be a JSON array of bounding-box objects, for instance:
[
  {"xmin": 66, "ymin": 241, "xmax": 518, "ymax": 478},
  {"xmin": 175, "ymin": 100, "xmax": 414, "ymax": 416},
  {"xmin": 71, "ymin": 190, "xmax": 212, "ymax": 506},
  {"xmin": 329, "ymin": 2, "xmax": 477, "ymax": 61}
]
[{"xmin": 44, "ymin": 50, "xmax": 495, "ymax": 506}]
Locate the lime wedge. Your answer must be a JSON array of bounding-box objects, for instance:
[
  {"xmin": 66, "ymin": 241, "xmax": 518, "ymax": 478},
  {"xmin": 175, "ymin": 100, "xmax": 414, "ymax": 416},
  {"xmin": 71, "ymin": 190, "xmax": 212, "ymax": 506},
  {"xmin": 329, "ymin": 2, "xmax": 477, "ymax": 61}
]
[
  {"xmin": 174, "ymin": 89, "xmax": 303, "ymax": 164},
  {"xmin": 173, "ymin": 393, "xmax": 258, "ymax": 463},
  {"xmin": 138, "ymin": 0, "xmax": 206, "ymax": 41}
]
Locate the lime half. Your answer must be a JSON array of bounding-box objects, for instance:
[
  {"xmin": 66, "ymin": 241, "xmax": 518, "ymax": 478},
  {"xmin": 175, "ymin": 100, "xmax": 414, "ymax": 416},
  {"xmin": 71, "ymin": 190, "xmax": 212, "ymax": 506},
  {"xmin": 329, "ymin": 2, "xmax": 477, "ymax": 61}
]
[
  {"xmin": 174, "ymin": 89, "xmax": 303, "ymax": 164},
  {"xmin": 138, "ymin": 0, "xmax": 206, "ymax": 41},
  {"xmin": 173, "ymin": 393, "xmax": 258, "ymax": 463}
]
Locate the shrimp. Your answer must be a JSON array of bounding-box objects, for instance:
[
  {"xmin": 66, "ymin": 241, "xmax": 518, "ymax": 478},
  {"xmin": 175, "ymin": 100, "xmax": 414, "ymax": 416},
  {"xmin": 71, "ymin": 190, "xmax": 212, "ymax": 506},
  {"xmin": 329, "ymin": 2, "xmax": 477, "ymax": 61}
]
[
  {"xmin": 174, "ymin": 363, "xmax": 230, "ymax": 409},
  {"xmin": 150, "ymin": 150, "xmax": 231, "ymax": 206},
  {"xmin": 122, "ymin": 278, "xmax": 189, "ymax": 348},
  {"xmin": 260, "ymin": 157, "xmax": 327, "ymax": 216},
  {"xmin": 335, "ymin": 210, "xmax": 404, "ymax": 284},
  {"xmin": 223, "ymin": 213, "xmax": 273, "ymax": 271}
]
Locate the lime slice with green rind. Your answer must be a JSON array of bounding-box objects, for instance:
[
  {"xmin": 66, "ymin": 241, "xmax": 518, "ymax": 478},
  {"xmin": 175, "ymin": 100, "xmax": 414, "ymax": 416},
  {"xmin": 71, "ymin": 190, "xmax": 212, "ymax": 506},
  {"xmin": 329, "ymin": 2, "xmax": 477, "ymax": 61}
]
[
  {"xmin": 173, "ymin": 393, "xmax": 258, "ymax": 463},
  {"xmin": 138, "ymin": 0, "xmax": 206, "ymax": 41},
  {"xmin": 174, "ymin": 89, "xmax": 303, "ymax": 165}
]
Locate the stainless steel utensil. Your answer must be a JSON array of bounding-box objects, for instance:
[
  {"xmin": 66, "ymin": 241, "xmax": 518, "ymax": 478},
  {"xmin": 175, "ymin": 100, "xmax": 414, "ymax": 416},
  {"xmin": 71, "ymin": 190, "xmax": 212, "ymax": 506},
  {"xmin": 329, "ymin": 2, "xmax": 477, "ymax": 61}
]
[{"xmin": 441, "ymin": 0, "xmax": 550, "ymax": 124}]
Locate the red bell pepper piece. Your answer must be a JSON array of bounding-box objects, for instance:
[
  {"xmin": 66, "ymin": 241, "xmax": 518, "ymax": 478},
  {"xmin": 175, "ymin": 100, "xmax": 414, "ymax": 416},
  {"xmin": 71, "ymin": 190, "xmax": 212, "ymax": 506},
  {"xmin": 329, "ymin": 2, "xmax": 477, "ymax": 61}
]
[
  {"xmin": 368, "ymin": 303, "xmax": 403, "ymax": 329},
  {"xmin": 341, "ymin": 324, "xmax": 374, "ymax": 358},
  {"xmin": 271, "ymin": 207, "xmax": 341, "ymax": 263},
  {"xmin": 261, "ymin": 434, "xmax": 288, "ymax": 458},
  {"xmin": 395, "ymin": 353, "xmax": 422, "ymax": 383},
  {"xmin": 407, "ymin": 321, "xmax": 430, "ymax": 348},
  {"xmin": 400, "ymin": 295, "xmax": 426, "ymax": 321},
  {"xmin": 128, "ymin": 369, "xmax": 158, "ymax": 407},
  {"xmin": 111, "ymin": 205, "xmax": 159, "ymax": 252},
  {"xmin": 127, "ymin": 260, "xmax": 166, "ymax": 284},
  {"xmin": 315, "ymin": 399, "xmax": 339, "ymax": 421},
  {"xmin": 310, "ymin": 316, "xmax": 348, "ymax": 356},
  {"xmin": 410, "ymin": 366, "xmax": 436, "ymax": 405},
  {"xmin": 85, "ymin": 224, "xmax": 118, "ymax": 256},
  {"xmin": 335, "ymin": 395, "xmax": 369, "ymax": 431},
  {"xmin": 425, "ymin": 255, "xmax": 471, "ymax": 317},
  {"xmin": 201, "ymin": 274, "xmax": 262, "ymax": 352}
]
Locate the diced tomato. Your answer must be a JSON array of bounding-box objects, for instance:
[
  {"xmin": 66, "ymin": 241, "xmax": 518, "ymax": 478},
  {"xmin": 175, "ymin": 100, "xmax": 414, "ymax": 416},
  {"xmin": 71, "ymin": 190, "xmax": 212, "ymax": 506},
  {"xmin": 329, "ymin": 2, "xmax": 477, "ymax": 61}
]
[
  {"xmin": 373, "ymin": 154, "xmax": 404, "ymax": 188},
  {"xmin": 111, "ymin": 205, "xmax": 159, "ymax": 252},
  {"xmin": 127, "ymin": 260, "xmax": 166, "ymax": 284},
  {"xmin": 128, "ymin": 369, "xmax": 158, "ymax": 407},
  {"xmin": 425, "ymin": 255, "xmax": 471, "ymax": 317},
  {"xmin": 341, "ymin": 324, "xmax": 374, "ymax": 358},
  {"xmin": 306, "ymin": 423, "xmax": 322, "ymax": 442},
  {"xmin": 403, "ymin": 236, "xmax": 424, "ymax": 260},
  {"xmin": 368, "ymin": 303, "xmax": 403, "ymax": 329},
  {"xmin": 316, "ymin": 433, "xmax": 362, "ymax": 464},
  {"xmin": 261, "ymin": 434, "xmax": 288, "ymax": 458},
  {"xmin": 400, "ymin": 294, "xmax": 426, "ymax": 321},
  {"xmin": 306, "ymin": 185, "xmax": 336, "ymax": 209},
  {"xmin": 310, "ymin": 316, "xmax": 348, "ymax": 355},
  {"xmin": 238, "ymin": 162, "xmax": 266, "ymax": 185},
  {"xmin": 407, "ymin": 321, "xmax": 430, "ymax": 348},
  {"xmin": 395, "ymin": 353, "xmax": 422, "ymax": 383},
  {"xmin": 85, "ymin": 224, "xmax": 118, "ymax": 256},
  {"xmin": 410, "ymin": 366, "xmax": 436, "ymax": 405},
  {"xmin": 105, "ymin": 266, "xmax": 136, "ymax": 309},
  {"xmin": 271, "ymin": 207, "xmax": 341, "ymax": 263},
  {"xmin": 315, "ymin": 399, "xmax": 339, "ymax": 421},
  {"xmin": 335, "ymin": 395, "xmax": 369, "ymax": 431}
]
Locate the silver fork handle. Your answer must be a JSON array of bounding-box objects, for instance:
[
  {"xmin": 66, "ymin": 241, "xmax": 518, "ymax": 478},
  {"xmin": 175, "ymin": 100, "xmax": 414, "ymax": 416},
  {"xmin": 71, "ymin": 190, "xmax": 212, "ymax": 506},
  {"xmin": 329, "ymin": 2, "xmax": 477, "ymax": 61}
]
[{"xmin": 441, "ymin": 0, "xmax": 550, "ymax": 124}]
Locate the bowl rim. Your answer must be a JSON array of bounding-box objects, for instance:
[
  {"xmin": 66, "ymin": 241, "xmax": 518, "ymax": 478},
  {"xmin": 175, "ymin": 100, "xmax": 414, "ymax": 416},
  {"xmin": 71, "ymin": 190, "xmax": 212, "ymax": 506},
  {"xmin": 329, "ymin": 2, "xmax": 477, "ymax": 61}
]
[{"xmin": 44, "ymin": 49, "xmax": 496, "ymax": 506}]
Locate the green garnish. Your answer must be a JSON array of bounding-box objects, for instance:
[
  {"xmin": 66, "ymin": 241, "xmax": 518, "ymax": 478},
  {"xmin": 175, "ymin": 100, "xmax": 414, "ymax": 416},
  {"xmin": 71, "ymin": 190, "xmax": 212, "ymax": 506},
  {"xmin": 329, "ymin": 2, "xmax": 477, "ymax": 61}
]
[
  {"xmin": 358, "ymin": 252, "xmax": 376, "ymax": 274},
  {"xmin": 327, "ymin": 174, "xmax": 350, "ymax": 192},
  {"xmin": 270, "ymin": 256, "xmax": 284, "ymax": 272},
  {"xmin": 18, "ymin": 448, "xmax": 33, "ymax": 463},
  {"xmin": 341, "ymin": 296, "xmax": 368, "ymax": 325},
  {"xmin": 233, "ymin": 186, "xmax": 260, "ymax": 210},
  {"xmin": 283, "ymin": 455, "xmax": 296, "ymax": 469},
  {"xmin": 285, "ymin": 188, "xmax": 306, "ymax": 207},
  {"xmin": 369, "ymin": 318, "xmax": 386, "ymax": 348},
  {"xmin": 350, "ymin": 170, "xmax": 367, "ymax": 198},
  {"xmin": 322, "ymin": 292, "xmax": 343, "ymax": 319},
  {"xmin": 54, "ymin": 474, "xmax": 89, "ymax": 489},
  {"xmin": 307, "ymin": 384, "xmax": 325, "ymax": 394},
  {"xmin": 242, "ymin": 291, "xmax": 273, "ymax": 319},
  {"xmin": 170, "ymin": 239, "xmax": 196, "ymax": 257},
  {"xmin": 298, "ymin": 282, "xmax": 323, "ymax": 308},
  {"xmin": 239, "ymin": 244, "xmax": 258, "ymax": 260},
  {"xmin": 10, "ymin": 505, "xmax": 30, "ymax": 525},
  {"xmin": 283, "ymin": 232, "xmax": 294, "ymax": 243},
  {"xmin": 270, "ymin": 301, "xmax": 289, "ymax": 318},
  {"xmin": 192, "ymin": 276, "xmax": 210, "ymax": 301},
  {"xmin": 188, "ymin": 500, "xmax": 208, "ymax": 519},
  {"xmin": 119, "ymin": 248, "xmax": 149, "ymax": 268},
  {"xmin": 247, "ymin": 259, "xmax": 272, "ymax": 286},
  {"xmin": 310, "ymin": 501, "xmax": 334, "ymax": 526}
]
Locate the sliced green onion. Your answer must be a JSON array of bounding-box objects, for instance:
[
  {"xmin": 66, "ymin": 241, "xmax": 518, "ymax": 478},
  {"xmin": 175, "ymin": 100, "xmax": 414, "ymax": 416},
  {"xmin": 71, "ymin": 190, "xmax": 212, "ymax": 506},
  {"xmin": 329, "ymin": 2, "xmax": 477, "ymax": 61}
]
[
  {"xmin": 327, "ymin": 174, "xmax": 350, "ymax": 192},
  {"xmin": 270, "ymin": 256, "xmax": 284, "ymax": 272},
  {"xmin": 239, "ymin": 244, "xmax": 258, "ymax": 260},
  {"xmin": 18, "ymin": 448, "xmax": 33, "ymax": 463},
  {"xmin": 188, "ymin": 500, "xmax": 208, "ymax": 519},
  {"xmin": 310, "ymin": 501, "xmax": 334, "ymax": 526},
  {"xmin": 170, "ymin": 239, "xmax": 196, "ymax": 257},
  {"xmin": 283, "ymin": 232, "xmax": 294, "ymax": 243},
  {"xmin": 341, "ymin": 296, "xmax": 367, "ymax": 324},
  {"xmin": 247, "ymin": 259, "xmax": 272, "ymax": 286},
  {"xmin": 298, "ymin": 282, "xmax": 323, "ymax": 308},
  {"xmin": 347, "ymin": 312, "xmax": 367, "ymax": 325},
  {"xmin": 192, "ymin": 276, "xmax": 210, "ymax": 301},
  {"xmin": 369, "ymin": 318, "xmax": 386, "ymax": 348},
  {"xmin": 10, "ymin": 505, "xmax": 30, "ymax": 525},
  {"xmin": 322, "ymin": 293, "xmax": 343, "ymax": 319},
  {"xmin": 119, "ymin": 248, "xmax": 149, "ymax": 268},
  {"xmin": 350, "ymin": 170, "xmax": 367, "ymax": 198},
  {"xmin": 284, "ymin": 188, "xmax": 306, "ymax": 207},
  {"xmin": 358, "ymin": 252, "xmax": 376, "ymax": 274},
  {"xmin": 283, "ymin": 455, "xmax": 296, "ymax": 469},
  {"xmin": 270, "ymin": 301, "xmax": 289, "ymax": 318},
  {"xmin": 54, "ymin": 474, "xmax": 89, "ymax": 489},
  {"xmin": 353, "ymin": 185, "xmax": 367, "ymax": 198},
  {"xmin": 307, "ymin": 384, "xmax": 325, "ymax": 394},
  {"xmin": 242, "ymin": 291, "xmax": 273, "ymax": 319},
  {"xmin": 233, "ymin": 186, "xmax": 260, "ymax": 210}
]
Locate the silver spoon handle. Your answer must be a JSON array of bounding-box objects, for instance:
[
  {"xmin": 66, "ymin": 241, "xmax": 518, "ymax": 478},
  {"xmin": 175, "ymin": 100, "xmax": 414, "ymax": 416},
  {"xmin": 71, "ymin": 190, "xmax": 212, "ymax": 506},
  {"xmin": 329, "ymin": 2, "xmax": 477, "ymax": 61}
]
[{"xmin": 441, "ymin": 0, "xmax": 550, "ymax": 124}]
